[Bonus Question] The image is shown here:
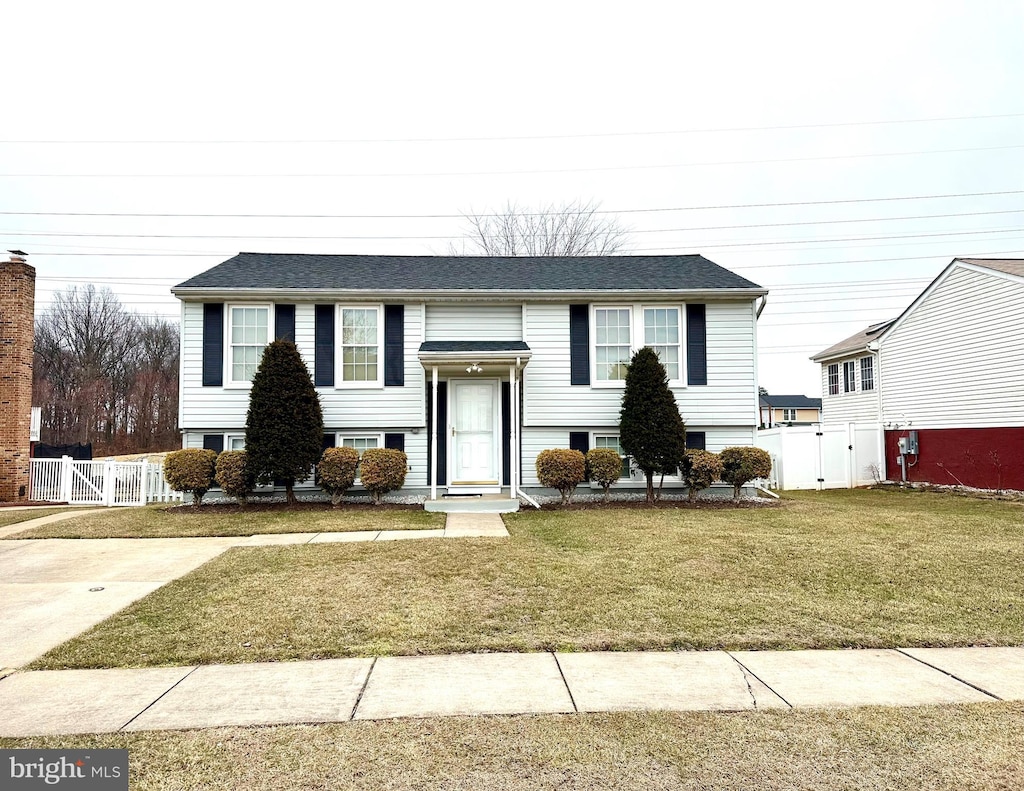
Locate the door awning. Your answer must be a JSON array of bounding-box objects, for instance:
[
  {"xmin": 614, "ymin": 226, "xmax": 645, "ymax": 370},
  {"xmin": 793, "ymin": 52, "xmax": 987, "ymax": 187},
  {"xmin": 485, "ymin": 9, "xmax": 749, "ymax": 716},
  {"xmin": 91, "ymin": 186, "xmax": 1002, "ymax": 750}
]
[{"xmin": 418, "ymin": 340, "xmax": 531, "ymax": 367}]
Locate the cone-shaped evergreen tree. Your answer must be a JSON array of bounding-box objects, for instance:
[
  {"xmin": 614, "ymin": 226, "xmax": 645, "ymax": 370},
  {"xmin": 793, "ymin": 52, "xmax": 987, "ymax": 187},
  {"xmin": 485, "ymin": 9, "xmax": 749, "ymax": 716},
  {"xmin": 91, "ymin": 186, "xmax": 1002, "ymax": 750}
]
[
  {"xmin": 619, "ymin": 347, "xmax": 687, "ymax": 503},
  {"xmin": 245, "ymin": 340, "xmax": 324, "ymax": 505}
]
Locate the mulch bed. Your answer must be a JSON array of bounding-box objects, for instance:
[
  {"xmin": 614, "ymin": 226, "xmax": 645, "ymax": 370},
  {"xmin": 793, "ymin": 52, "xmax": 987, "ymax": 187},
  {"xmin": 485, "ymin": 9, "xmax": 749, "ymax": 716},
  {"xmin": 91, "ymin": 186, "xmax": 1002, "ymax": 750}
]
[
  {"xmin": 165, "ymin": 500, "xmax": 423, "ymax": 515},
  {"xmin": 536, "ymin": 498, "xmax": 782, "ymax": 511}
]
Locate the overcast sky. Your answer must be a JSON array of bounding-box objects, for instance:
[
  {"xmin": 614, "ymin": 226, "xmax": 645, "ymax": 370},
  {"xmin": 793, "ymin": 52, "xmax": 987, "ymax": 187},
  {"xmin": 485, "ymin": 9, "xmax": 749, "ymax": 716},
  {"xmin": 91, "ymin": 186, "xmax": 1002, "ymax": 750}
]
[{"xmin": 3, "ymin": 0, "xmax": 1022, "ymax": 396}]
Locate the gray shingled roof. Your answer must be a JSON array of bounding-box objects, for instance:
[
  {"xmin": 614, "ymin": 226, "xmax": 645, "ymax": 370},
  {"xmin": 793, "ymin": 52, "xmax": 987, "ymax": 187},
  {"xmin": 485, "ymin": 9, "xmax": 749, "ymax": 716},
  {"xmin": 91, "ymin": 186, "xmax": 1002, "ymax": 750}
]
[
  {"xmin": 420, "ymin": 341, "xmax": 530, "ymax": 353},
  {"xmin": 759, "ymin": 394, "xmax": 822, "ymax": 409},
  {"xmin": 173, "ymin": 253, "xmax": 763, "ymax": 293}
]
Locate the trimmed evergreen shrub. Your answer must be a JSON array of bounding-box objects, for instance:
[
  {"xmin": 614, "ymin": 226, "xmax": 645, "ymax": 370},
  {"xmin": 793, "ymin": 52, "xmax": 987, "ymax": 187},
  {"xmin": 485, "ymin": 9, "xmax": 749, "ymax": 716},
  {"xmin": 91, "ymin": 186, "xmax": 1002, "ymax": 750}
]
[
  {"xmin": 359, "ymin": 448, "xmax": 408, "ymax": 505},
  {"xmin": 318, "ymin": 446, "xmax": 360, "ymax": 506},
  {"xmin": 164, "ymin": 448, "xmax": 217, "ymax": 506},
  {"xmin": 619, "ymin": 347, "xmax": 687, "ymax": 502},
  {"xmin": 719, "ymin": 446, "xmax": 772, "ymax": 501},
  {"xmin": 586, "ymin": 447, "xmax": 623, "ymax": 502},
  {"xmin": 536, "ymin": 448, "xmax": 586, "ymax": 505},
  {"xmin": 214, "ymin": 450, "xmax": 250, "ymax": 506},
  {"xmin": 680, "ymin": 449, "xmax": 723, "ymax": 502},
  {"xmin": 245, "ymin": 340, "xmax": 324, "ymax": 505}
]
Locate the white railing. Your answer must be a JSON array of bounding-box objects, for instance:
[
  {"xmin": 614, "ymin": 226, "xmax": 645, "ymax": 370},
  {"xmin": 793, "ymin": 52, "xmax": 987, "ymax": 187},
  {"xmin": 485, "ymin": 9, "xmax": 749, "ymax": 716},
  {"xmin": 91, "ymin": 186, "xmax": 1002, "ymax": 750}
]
[{"xmin": 28, "ymin": 457, "xmax": 183, "ymax": 506}]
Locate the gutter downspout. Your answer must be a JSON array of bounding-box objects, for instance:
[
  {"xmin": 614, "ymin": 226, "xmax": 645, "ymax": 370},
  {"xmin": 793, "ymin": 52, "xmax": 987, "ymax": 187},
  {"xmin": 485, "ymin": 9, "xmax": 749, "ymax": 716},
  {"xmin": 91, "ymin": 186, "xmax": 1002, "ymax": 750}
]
[
  {"xmin": 756, "ymin": 294, "xmax": 768, "ymax": 319},
  {"xmin": 512, "ymin": 355, "xmax": 541, "ymax": 509}
]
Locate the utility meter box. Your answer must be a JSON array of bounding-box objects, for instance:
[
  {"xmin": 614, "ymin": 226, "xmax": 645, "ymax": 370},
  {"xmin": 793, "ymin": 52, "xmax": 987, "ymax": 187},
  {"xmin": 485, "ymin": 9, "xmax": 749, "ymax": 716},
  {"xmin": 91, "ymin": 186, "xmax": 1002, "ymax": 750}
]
[{"xmin": 898, "ymin": 431, "xmax": 919, "ymax": 456}]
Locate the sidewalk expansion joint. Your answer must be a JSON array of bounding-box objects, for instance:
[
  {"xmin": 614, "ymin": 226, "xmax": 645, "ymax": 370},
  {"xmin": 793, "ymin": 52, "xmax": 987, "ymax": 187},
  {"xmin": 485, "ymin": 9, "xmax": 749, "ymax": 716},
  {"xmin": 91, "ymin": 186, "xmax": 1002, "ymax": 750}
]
[
  {"xmin": 349, "ymin": 656, "xmax": 377, "ymax": 720},
  {"xmin": 119, "ymin": 665, "xmax": 200, "ymax": 731},
  {"xmin": 725, "ymin": 651, "xmax": 792, "ymax": 710},
  {"xmin": 551, "ymin": 653, "xmax": 579, "ymax": 714},
  {"xmin": 895, "ymin": 648, "xmax": 1003, "ymax": 701}
]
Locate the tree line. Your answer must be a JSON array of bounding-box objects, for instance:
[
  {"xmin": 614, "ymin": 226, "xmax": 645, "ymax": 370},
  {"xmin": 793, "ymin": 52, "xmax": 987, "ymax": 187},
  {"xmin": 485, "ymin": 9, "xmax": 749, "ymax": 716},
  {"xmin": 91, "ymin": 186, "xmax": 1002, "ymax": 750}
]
[{"xmin": 33, "ymin": 285, "xmax": 179, "ymax": 455}]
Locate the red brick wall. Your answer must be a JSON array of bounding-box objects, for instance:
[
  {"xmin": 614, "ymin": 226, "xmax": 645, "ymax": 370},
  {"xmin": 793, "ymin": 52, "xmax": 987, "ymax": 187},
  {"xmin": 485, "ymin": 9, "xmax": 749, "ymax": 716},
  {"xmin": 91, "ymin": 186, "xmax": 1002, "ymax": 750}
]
[
  {"xmin": 884, "ymin": 427, "xmax": 1024, "ymax": 491},
  {"xmin": 0, "ymin": 257, "xmax": 35, "ymax": 501}
]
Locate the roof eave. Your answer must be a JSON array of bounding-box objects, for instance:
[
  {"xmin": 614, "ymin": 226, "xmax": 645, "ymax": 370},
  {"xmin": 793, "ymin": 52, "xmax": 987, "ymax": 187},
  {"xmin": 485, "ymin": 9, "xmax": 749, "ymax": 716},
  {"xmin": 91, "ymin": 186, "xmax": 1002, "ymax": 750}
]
[{"xmin": 171, "ymin": 286, "xmax": 769, "ymax": 301}]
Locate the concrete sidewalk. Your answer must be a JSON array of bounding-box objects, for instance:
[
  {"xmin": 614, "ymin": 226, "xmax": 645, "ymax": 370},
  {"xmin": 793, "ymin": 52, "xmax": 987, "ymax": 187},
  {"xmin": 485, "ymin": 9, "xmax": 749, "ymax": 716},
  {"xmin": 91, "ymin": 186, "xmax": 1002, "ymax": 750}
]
[
  {"xmin": 0, "ymin": 512, "xmax": 507, "ymax": 669},
  {"xmin": 1, "ymin": 647, "xmax": 1022, "ymax": 737}
]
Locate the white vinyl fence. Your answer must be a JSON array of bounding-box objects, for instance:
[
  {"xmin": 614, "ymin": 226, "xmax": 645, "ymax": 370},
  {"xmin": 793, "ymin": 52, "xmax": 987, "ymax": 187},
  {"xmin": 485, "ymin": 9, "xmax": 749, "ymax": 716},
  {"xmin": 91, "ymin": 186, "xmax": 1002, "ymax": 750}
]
[
  {"xmin": 29, "ymin": 457, "xmax": 183, "ymax": 506},
  {"xmin": 756, "ymin": 423, "xmax": 884, "ymax": 490}
]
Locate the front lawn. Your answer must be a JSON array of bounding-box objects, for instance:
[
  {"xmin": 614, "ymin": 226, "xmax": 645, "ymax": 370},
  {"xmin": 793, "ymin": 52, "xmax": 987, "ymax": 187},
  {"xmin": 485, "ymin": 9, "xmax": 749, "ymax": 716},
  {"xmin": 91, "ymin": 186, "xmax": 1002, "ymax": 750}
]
[
  {"xmin": 4, "ymin": 504, "xmax": 444, "ymax": 539},
  {"xmin": 32, "ymin": 489, "xmax": 1024, "ymax": 669},
  {"xmin": 2, "ymin": 704, "xmax": 1022, "ymax": 790}
]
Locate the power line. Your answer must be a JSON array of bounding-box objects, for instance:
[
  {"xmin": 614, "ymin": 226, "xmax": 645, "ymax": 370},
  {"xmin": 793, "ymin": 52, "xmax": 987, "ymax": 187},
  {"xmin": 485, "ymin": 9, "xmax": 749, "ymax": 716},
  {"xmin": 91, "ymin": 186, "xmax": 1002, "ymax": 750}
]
[
  {"xmin": 2, "ymin": 144, "xmax": 1021, "ymax": 178},
  {"xmin": 3, "ymin": 111, "xmax": 1021, "ymax": 144},
  {"xmin": 5, "ymin": 190, "xmax": 1023, "ymax": 218}
]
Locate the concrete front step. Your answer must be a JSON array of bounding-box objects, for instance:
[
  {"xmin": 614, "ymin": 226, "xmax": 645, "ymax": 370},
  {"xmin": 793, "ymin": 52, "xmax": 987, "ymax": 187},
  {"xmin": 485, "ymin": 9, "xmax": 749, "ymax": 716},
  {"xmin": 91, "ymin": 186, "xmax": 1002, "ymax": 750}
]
[{"xmin": 424, "ymin": 494, "xmax": 520, "ymax": 513}]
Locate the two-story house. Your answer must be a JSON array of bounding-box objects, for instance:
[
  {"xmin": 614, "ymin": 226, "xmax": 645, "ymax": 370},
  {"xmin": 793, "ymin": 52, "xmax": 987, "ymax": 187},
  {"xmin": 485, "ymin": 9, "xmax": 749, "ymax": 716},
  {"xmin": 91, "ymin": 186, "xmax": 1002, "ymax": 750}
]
[
  {"xmin": 172, "ymin": 253, "xmax": 767, "ymax": 504},
  {"xmin": 811, "ymin": 257, "xmax": 1024, "ymax": 490}
]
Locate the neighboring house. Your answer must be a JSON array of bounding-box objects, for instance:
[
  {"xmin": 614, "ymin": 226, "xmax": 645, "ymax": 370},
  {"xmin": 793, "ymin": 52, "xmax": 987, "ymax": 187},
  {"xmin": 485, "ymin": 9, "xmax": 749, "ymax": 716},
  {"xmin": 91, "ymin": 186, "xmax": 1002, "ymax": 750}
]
[
  {"xmin": 811, "ymin": 257, "xmax": 1024, "ymax": 490},
  {"xmin": 758, "ymin": 394, "xmax": 822, "ymax": 427},
  {"xmin": 172, "ymin": 253, "xmax": 767, "ymax": 504}
]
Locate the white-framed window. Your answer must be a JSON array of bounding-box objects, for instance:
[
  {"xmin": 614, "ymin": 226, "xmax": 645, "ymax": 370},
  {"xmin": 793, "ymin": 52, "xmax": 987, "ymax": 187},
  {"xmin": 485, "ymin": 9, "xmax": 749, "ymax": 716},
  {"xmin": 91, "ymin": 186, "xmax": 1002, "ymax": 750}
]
[
  {"xmin": 827, "ymin": 363, "xmax": 839, "ymax": 396},
  {"xmin": 337, "ymin": 305, "xmax": 383, "ymax": 387},
  {"xmin": 337, "ymin": 433, "xmax": 383, "ymax": 481},
  {"xmin": 843, "ymin": 361, "xmax": 857, "ymax": 393},
  {"xmin": 593, "ymin": 434, "xmax": 632, "ymax": 479},
  {"xmin": 782, "ymin": 408, "xmax": 797, "ymax": 422},
  {"xmin": 860, "ymin": 356, "xmax": 875, "ymax": 391},
  {"xmin": 225, "ymin": 434, "xmax": 246, "ymax": 451},
  {"xmin": 226, "ymin": 304, "xmax": 271, "ymax": 386},
  {"xmin": 592, "ymin": 304, "xmax": 685, "ymax": 385}
]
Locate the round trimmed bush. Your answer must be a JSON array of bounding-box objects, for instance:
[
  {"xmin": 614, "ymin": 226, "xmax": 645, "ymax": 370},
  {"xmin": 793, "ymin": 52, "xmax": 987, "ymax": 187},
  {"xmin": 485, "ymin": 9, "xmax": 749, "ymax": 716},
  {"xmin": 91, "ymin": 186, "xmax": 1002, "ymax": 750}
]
[
  {"xmin": 164, "ymin": 448, "xmax": 218, "ymax": 506},
  {"xmin": 586, "ymin": 447, "xmax": 623, "ymax": 502},
  {"xmin": 680, "ymin": 449, "xmax": 723, "ymax": 501},
  {"xmin": 318, "ymin": 446, "xmax": 360, "ymax": 506},
  {"xmin": 536, "ymin": 448, "xmax": 586, "ymax": 505},
  {"xmin": 359, "ymin": 448, "xmax": 408, "ymax": 504},
  {"xmin": 214, "ymin": 450, "xmax": 250, "ymax": 505},
  {"xmin": 719, "ymin": 446, "xmax": 772, "ymax": 501}
]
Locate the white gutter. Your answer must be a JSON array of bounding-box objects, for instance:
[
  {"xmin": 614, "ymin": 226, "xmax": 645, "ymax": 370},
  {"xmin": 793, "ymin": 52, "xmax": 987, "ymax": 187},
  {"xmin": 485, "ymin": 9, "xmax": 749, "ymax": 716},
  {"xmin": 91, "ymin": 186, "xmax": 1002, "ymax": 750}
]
[
  {"xmin": 756, "ymin": 294, "xmax": 768, "ymax": 319},
  {"xmin": 171, "ymin": 287, "xmax": 769, "ymax": 302}
]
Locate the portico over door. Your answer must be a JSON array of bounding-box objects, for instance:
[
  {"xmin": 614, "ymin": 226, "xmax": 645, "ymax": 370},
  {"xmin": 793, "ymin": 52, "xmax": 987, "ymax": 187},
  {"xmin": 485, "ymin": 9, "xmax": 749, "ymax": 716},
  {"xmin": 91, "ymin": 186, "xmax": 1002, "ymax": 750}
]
[{"xmin": 450, "ymin": 379, "xmax": 499, "ymax": 485}]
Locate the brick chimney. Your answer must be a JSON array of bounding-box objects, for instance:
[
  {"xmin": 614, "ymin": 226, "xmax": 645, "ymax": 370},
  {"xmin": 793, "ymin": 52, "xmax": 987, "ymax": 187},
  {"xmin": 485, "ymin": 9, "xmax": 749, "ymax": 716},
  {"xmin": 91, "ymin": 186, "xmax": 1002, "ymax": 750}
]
[{"xmin": 0, "ymin": 250, "xmax": 35, "ymax": 501}]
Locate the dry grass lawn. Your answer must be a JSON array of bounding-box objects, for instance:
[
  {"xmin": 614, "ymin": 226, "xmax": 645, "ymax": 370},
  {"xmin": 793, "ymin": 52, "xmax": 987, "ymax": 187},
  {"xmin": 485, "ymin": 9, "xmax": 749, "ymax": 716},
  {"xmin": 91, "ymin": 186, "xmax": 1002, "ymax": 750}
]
[
  {"xmin": 0, "ymin": 507, "xmax": 71, "ymax": 529},
  {"xmin": 32, "ymin": 488, "xmax": 1024, "ymax": 669},
  {"xmin": 5, "ymin": 504, "xmax": 443, "ymax": 539},
  {"xmin": 2, "ymin": 704, "xmax": 1022, "ymax": 790}
]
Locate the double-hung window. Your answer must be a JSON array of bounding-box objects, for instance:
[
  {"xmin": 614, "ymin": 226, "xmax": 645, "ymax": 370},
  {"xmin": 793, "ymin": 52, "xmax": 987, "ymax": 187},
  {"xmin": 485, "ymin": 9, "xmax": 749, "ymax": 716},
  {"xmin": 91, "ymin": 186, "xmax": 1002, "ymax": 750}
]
[
  {"xmin": 860, "ymin": 356, "xmax": 875, "ymax": 391},
  {"xmin": 782, "ymin": 408, "xmax": 797, "ymax": 422},
  {"xmin": 843, "ymin": 361, "xmax": 857, "ymax": 393},
  {"xmin": 338, "ymin": 434, "xmax": 382, "ymax": 481},
  {"xmin": 338, "ymin": 306, "xmax": 383, "ymax": 386},
  {"xmin": 227, "ymin": 305, "xmax": 270, "ymax": 386},
  {"xmin": 827, "ymin": 364, "xmax": 839, "ymax": 395},
  {"xmin": 593, "ymin": 305, "xmax": 684, "ymax": 385},
  {"xmin": 593, "ymin": 434, "xmax": 632, "ymax": 479},
  {"xmin": 225, "ymin": 435, "xmax": 246, "ymax": 451}
]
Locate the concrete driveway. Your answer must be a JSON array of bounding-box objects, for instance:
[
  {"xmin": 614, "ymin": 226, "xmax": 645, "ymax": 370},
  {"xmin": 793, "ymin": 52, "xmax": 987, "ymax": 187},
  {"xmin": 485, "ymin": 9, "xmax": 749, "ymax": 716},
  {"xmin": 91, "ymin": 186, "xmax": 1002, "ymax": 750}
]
[{"xmin": 0, "ymin": 536, "xmax": 236, "ymax": 669}]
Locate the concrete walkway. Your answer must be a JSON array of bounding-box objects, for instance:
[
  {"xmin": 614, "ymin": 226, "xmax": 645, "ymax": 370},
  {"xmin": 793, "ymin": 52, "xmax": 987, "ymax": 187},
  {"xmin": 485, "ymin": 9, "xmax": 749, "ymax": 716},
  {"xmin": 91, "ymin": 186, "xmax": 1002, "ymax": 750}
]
[
  {"xmin": 1, "ymin": 646, "xmax": 1022, "ymax": 736},
  {"xmin": 0, "ymin": 512, "xmax": 508, "ymax": 669}
]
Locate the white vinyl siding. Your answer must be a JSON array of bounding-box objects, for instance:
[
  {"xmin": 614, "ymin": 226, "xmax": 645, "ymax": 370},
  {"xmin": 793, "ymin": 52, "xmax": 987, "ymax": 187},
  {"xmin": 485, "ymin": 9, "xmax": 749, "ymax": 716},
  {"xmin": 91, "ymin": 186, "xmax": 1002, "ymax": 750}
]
[
  {"xmin": 180, "ymin": 301, "xmax": 426, "ymax": 432},
  {"xmin": 424, "ymin": 304, "xmax": 523, "ymax": 341},
  {"xmin": 524, "ymin": 301, "xmax": 756, "ymax": 427},
  {"xmin": 880, "ymin": 265, "xmax": 1024, "ymax": 429}
]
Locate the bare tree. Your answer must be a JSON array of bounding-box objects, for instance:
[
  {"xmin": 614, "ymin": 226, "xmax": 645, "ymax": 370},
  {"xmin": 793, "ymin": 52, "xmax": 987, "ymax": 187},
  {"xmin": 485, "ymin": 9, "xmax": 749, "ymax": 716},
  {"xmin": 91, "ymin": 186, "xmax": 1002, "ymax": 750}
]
[
  {"xmin": 456, "ymin": 199, "xmax": 630, "ymax": 256},
  {"xmin": 33, "ymin": 285, "xmax": 179, "ymax": 454}
]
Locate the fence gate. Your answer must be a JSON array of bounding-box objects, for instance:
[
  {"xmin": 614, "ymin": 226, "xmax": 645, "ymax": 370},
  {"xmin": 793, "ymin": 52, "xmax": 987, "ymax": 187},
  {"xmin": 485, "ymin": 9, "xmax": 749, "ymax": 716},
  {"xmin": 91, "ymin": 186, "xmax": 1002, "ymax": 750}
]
[{"xmin": 68, "ymin": 460, "xmax": 107, "ymax": 505}]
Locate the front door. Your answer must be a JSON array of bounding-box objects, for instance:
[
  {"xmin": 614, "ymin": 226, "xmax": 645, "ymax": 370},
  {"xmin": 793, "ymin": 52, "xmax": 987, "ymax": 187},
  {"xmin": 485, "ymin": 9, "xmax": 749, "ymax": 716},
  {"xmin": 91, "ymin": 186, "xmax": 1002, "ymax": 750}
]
[{"xmin": 451, "ymin": 380, "xmax": 499, "ymax": 484}]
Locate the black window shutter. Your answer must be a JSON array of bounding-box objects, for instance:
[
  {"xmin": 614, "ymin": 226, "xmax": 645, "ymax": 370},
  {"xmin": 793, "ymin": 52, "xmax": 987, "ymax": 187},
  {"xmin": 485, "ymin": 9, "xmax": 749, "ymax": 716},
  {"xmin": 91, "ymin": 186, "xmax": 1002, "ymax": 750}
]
[
  {"xmin": 569, "ymin": 304, "xmax": 590, "ymax": 385},
  {"xmin": 202, "ymin": 434, "xmax": 224, "ymax": 453},
  {"xmin": 686, "ymin": 304, "xmax": 707, "ymax": 386},
  {"xmin": 314, "ymin": 304, "xmax": 335, "ymax": 387},
  {"xmin": 685, "ymin": 431, "xmax": 706, "ymax": 451},
  {"xmin": 275, "ymin": 304, "xmax": 296, "ymax": 342},
  {"xmin": 501, "ymin": 383, "xmax": 511, "ymax": 486},
  {"xmin": 384, "ymin": 305, "xmax": 405, "ymax": 387},
  {"xmin": 569, "ymin": 431, "xmax": 590, "ymax": 481},
  {"xmin": 202, "ymin": 303, "xmax": 224, "ymax": 387},
  {"xmin": 427, "ymin": 382, "xmax": 448, "ymax": 486},
  {"xmin": 322, "ymin": 434, "xmax": 336, "ymax": 452},
  {"xmin": 384, "ymin": 433, "xmax": 405, "ymax": 452}
]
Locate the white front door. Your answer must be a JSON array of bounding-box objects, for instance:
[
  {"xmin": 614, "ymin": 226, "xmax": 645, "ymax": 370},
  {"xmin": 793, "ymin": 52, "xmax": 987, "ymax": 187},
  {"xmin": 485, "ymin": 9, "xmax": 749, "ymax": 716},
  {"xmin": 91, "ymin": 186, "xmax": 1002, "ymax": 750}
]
[{"xmin": 451, "ymin": 380, "xmax": 499, "ymax": 484}]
